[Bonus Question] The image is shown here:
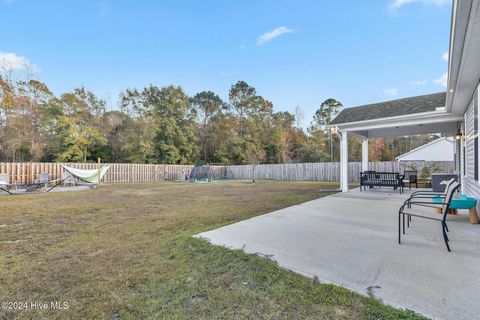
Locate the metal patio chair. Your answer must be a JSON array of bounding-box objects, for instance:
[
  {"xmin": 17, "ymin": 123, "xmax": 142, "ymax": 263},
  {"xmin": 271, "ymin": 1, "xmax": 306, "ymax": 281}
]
[
  {"xmin": 0, "ymin": 173, "xmax": 16, "ymax": 194},
  {"xmin": 398, "ymin": 180, "xmax": 460, "ymax": 252},
  {"xmin": 34, "ymin": 172, "xmax": 49, "ymax": 191},
  {"xmin": 0, "ymin": 173, "xmax": 9, "ymax": 187},
  {"xmin": 405, "ymin": 178, "xmax": 456, "ymax": 208},
  {"xmin": 403, "ymin": 170, "xmax": 418, "ymax": 189}
]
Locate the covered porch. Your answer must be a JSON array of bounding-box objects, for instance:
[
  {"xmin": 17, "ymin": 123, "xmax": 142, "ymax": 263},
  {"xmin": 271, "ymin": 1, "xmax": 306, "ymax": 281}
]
[{"xmin": 330, "ymin": 93, "xmax": 463, "ymax": 192}]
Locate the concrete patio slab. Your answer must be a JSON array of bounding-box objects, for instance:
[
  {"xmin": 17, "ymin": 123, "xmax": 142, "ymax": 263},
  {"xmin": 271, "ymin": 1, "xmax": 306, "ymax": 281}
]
[{"xmin": 196, "ymin": 188, "xmax": 480, "ymax": 320}]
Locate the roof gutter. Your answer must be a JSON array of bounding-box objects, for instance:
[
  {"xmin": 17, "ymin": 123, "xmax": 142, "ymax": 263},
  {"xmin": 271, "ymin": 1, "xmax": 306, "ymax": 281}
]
[{"xmin": 446, "ymin": 0, "xmax": 473, "ymax": 112}]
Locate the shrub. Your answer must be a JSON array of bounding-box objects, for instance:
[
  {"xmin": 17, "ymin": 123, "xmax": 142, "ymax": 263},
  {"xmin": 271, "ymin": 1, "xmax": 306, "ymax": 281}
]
[{"xmin": 420, "ymin": 163, "xmax": 441, "ymax": 178}]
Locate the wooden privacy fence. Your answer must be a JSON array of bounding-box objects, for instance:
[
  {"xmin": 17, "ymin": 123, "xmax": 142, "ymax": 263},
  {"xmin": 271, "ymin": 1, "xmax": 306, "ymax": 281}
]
[
  {"xmin": 227, "ymin": 161, "xmax": 454, "ymax": 182},
  {"xmin": 0, "ymin": 161, "xmax": 454, "ymax": 184},
  {"xmin": 0, "ymin": 162, "xmax": 193, "ymax": 185},
  {"xmin": 228, "ymin": 162, "xmax": 397, "ymax": 182}
]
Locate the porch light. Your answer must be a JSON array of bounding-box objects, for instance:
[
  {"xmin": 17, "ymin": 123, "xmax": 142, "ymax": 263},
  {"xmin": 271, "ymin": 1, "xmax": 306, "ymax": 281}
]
[{"xmin": 455, "ymin": 130, "xmax": 462, "ymax": 141}]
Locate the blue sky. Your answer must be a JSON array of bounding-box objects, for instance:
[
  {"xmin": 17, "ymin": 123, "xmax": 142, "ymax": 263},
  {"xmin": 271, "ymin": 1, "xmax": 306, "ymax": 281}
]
[{"xmin": 0, "ymin": 0, "xmax": 451, "ymax": 127}]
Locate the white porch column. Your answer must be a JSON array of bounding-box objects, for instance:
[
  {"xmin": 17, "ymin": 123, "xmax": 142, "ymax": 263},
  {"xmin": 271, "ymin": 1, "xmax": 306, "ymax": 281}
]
[
  {"xmin": 361, "ymin": 138, "xmax": 369, "ymax": 172},
  {"xmin": 459, "ymin": 121, "xmax": 465, "ymax": 190},
  {"xmin": 340, "ymin": 131, "xmax": 349, "ymax": 192}
]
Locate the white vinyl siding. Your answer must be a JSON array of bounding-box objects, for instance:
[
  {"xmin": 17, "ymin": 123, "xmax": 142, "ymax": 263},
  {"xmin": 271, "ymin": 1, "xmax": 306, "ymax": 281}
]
[{"xmin": 463, "ymin": 84, "xmax": 480, "ymax": 199}]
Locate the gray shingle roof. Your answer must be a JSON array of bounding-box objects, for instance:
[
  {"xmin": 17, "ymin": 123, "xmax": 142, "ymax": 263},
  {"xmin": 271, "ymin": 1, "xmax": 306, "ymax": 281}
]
[{"xmin": 330, "ymin": 92, "xmax": 446, "ymax": 125}]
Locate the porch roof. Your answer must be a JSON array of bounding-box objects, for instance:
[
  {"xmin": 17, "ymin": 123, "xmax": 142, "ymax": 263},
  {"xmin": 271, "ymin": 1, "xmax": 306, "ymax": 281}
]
[
  {"xmin": 329, "ymin": 92, "xmax": 462, "ymax": 138},
  {"xmin": 331, "ymin": 92, "xmax": 446, "ymax": 125}
]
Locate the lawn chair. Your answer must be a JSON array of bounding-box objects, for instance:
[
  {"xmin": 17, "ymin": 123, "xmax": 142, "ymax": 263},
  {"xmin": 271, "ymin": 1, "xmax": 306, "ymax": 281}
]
[
  {"xmin": 0, "ymin": 173, "xmax": 9, "ymax": 188},
  {"xmin": 62, "ymin": 172, "xmax": 76, "ymax": 187},
  {"xmin": 33, "ymin": 172, "xmax": 49, "ymax": 191},
  {"xmin": 6, "ymin": 171, "xmax": 74, "ymax": 195},
  {"xmin": 405, "ymin": 178, "xmax": 456, "ymax": 207},
  {"xmin": 0, "ymin": 173, "xmax": 16, "ymax": 194},
  {"xmin": 398, "ymin": 180, "xmax": 460, "ymax": 252}
]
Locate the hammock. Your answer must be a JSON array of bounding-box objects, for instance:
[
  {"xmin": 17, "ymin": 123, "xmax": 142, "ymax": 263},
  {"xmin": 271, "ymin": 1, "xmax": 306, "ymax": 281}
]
[
  {"xmin": 0, "ymin": 165, "xmax": 111, "ymax": 196},
  {"xmin": 62, "ymin": 165, "xmax": 111, "ymax": 184}
]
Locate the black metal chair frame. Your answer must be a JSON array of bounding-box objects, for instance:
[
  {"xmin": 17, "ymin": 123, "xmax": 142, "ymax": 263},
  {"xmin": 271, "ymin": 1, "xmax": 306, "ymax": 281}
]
[
  {"xmin": 405, "ymin": 178, "xmax": 456, "ymax": 207},
  {"xmin": 398, "ymin": 181, "xmax": 460, "ymax": 252},
  {"xmin": 403, "ymin": 170, "xmax": 418, "ymax": 189}
]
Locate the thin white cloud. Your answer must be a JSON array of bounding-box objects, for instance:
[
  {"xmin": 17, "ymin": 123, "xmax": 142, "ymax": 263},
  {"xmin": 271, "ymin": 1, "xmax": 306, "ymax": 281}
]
[
  {"xmin": 257, "ymin": 26, "xmax": 295, "ymax": 45},
  {"xmin": 442, "ymin": 51, "xmax": 449, "ymax": 61},
  {"xmin": 434, "ymin": 72, "xmax": 448, "ymax": 87},
  {"xmin": 384, "ymin": 88, "xmax": 398, "ymax": 96},
  {"xmin": 219, "ymin": 71, "xmax": 238, "ymax": 76},
  {"xmin": 409, "ymin": 79, "xmax": 428, "ymax": 86},
  {"xmin": 389, "ymin": 0, "xmax": 450, "ymax": 11},
  {"xmin": 4, "ymin": 0, "xmax": 14, "ymax": 4},
  {"xmin": 0, "ymin": 52, "xmax": 37, "ymax": 72},
  {"xmin": 98, "ymin": 2, "xmax": 108, "ymax": 18}
]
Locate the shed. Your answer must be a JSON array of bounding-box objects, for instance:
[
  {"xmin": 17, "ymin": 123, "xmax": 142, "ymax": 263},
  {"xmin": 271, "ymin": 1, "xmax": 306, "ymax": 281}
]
[{"xmin": 395, "ymin": 137, "xmax": 455, "ymax": 162}]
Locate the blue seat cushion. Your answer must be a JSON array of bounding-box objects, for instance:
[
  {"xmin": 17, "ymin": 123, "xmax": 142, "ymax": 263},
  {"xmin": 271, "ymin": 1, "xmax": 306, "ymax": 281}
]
[{"xmin": 433, "ymin": 194, "xmax": 477, "ymax": 209}]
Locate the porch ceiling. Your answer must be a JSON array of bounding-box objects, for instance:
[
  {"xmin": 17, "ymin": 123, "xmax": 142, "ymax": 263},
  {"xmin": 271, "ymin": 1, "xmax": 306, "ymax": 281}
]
[
  {"xmin": 350, "ymin": 120, "xmax": 459, "ymax": 138},
  {"xmin": 334, "ymin": 110, "xmax": 462, "ymax": 139}
]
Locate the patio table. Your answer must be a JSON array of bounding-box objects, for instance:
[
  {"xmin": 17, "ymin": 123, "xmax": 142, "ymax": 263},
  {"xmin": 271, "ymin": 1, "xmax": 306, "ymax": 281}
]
[{"xmin": 433, "ymin": 194, "xmax": 479, "ymax": 224}]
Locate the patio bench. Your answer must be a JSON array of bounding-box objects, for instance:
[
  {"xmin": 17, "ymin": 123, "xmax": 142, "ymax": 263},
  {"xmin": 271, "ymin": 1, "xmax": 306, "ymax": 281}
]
[
  {"xmin": 360, "ymin": 171, "xmax": 404, "ymax": 193},
  {"xmin": 433, "ymin": 194, "xmax": 479, "ymax": 224}
]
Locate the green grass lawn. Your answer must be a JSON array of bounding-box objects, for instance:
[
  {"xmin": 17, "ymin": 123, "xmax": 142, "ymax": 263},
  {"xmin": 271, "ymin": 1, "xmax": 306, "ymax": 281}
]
[{"xmin": 0, "ymin": 181, "xmax": 425, "ymax": 319}]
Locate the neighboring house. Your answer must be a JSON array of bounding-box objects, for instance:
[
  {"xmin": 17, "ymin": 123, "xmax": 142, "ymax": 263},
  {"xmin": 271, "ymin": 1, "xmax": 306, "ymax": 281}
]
[
  {"xmin": 330, "ymin": 0, "xmax": 480, "ymax": 206},
  {"xmin": 395, "ymin": 137, "xmax": 455, "ymax": 162}
]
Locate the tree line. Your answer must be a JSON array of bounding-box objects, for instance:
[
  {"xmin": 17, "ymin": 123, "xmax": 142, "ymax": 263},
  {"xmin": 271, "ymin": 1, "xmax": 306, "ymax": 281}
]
[{"xmin": 0, "ymin": 73, "xmax": 437, "ymax": 164}]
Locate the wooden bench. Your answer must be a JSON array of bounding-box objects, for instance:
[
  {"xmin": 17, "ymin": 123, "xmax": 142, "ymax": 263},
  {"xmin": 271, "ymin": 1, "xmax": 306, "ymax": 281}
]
[{"xmin": 360, "ymin": 171, "xmax": 404, "ymax": 193}]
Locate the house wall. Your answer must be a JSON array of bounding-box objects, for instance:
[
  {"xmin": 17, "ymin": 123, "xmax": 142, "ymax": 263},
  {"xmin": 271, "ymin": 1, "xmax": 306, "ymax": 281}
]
[{"xmin": 463, "ymin": 84, "xmax": 480, "ymax": 204}]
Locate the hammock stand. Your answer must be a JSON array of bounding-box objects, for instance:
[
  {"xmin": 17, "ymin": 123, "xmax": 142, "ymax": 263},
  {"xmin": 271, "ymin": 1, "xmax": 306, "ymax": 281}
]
[
  {"xmin": 0, "ymin": 186, "xmax": 14, "ymax": 195},
  {"xmin": 0, "ymin": 165, "xmax": 111, "ymax": 195}
]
